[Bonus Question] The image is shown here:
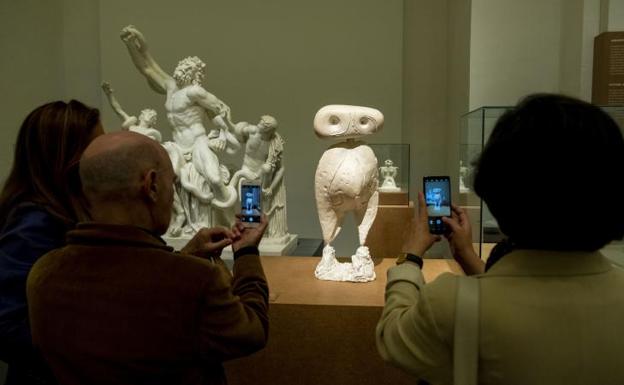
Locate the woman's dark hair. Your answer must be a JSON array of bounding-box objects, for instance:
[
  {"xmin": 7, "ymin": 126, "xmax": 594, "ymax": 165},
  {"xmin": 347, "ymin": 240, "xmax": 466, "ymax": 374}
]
[
  {"xmin": 473, "ymin": 93, "xmax": 624, "ymax": 251},
  {"xmin": 0, "ymin": 100, "xmax": 101, "ymax": 227}
]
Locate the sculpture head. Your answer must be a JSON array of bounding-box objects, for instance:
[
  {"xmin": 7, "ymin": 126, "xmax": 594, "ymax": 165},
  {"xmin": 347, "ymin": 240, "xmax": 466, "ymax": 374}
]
[
  {"xmin": 173, "ymin": 56, "xmax": 206, "ymax": 86},
  {"xmin": 138, "ymin": 109, "xmax": 157, "ymax": 127},
  {"xmin": 314, "ymin": 105, "xmax": 384, "ymax": 140},
  {"xmin": 384, "ymin": 159, "xmax": 394, "ymax": 167},
  {"xmin": 258, "ymin": 115, "xmax": 278, "ymax": 134}
]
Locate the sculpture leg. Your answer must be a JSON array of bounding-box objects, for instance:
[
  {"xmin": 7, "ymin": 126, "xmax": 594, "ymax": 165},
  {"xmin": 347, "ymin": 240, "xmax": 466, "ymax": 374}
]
[
  {"xmin": 349, "ymin": 190, "xmax": 378, "ymax": 282},
  {"xmin": 355, "ymin": 190, "xmax": 379, "ymax": 246}
]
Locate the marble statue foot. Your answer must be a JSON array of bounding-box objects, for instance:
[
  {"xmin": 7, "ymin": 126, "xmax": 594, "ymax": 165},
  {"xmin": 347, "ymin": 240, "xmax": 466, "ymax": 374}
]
[{"xmin": 314, "ymin": 245, "xmax": 376, "ymax": 283}]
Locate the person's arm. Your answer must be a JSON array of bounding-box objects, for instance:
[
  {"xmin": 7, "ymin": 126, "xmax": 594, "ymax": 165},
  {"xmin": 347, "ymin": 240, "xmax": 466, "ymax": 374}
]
[
  {"xmin": 120, "ymin": 25, "xmax": 174, "ymax": 94},
  {"xmin": 376, "ymin": 193, "xmax": 453, "ymax": 381},
  {"xmin": 198, "ymin": 215, "xmax": 270, "ymax": 361},
  {"xmin": 101, "ymin": 82, "xmax": 132, "ymax": 123}
]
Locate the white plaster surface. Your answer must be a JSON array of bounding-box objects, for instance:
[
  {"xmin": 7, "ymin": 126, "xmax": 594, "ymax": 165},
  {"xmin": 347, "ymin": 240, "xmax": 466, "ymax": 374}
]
[{"xmin": 313, "ymin": 105, "xmax": 383, "ymax": 282}]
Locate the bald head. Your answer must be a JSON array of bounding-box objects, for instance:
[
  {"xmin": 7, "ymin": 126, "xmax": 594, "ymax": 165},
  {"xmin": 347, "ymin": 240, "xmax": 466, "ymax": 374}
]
[{"xmin": 80, "ymin": 131, "xmax": 170, "ymax": 202}]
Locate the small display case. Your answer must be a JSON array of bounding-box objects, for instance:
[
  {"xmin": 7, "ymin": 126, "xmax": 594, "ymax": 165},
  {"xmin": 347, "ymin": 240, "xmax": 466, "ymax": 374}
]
[
  {"xmin": 368, "ymin": 143, "xmax": 410, "ymax": 205},
  {"xmin": 460, "ymin": 105, "xmax": 624, "ymax": 258}
]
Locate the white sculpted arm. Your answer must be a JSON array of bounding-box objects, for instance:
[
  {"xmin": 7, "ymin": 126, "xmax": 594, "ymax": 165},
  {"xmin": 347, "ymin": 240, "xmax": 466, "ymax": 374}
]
[
  {"xmin": 120, "ymin": 25, "xmax": 174, "ymax": 94},
  {"xmin": 101, "ymin": 82, "xmax": 131, "ymax": 122},
  {"xmin": 263, "ymin": 163, "xmax": 284, "ymax": 197}
]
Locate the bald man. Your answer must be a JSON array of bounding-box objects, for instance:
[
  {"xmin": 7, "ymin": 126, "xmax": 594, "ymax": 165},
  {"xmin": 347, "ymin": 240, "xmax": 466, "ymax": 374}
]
[{"xmin": 26, "ymin": 132, "xmax": 269, "ymax": 385}]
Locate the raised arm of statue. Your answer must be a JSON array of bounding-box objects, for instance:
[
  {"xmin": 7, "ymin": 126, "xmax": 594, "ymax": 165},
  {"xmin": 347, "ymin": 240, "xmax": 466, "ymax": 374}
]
[
  {"xmin": 101, "ymin": 82, "xmax": 131, "ymax": 123},
  {"xmin": 120, "ymin": 25, "xmax": 174, "ymax": 94}
]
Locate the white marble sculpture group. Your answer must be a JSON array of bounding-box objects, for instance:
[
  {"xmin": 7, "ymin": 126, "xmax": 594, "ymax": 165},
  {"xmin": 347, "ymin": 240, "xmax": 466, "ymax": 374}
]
[
  {"xmin": 103, "ymin": 25, "xmax": 294, "ymax": 251},
  {"xmin": 313, "ymin": 105, "xmax": 383, "ymax": 282}
]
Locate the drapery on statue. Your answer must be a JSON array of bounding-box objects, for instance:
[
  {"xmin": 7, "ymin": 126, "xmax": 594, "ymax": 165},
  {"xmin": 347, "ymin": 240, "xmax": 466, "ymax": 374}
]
[
  {"xmin": 120, "ymin": 25, "xmax": 240, "ymax": 233},
  {"xmin": 101, "ymin": 82, "xmax": 162, "ymax": 143},
  {"xmin": 233, "ymin": 116, "xmax": 290, "ymax": 242},
  {"xmin": 313, "ymin": 105, "xmax": 384, "ymax": 282}
]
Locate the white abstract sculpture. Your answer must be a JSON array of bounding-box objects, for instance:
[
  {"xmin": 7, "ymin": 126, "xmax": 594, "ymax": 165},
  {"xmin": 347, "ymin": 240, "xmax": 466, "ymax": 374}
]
[
  {"xmin": 459, "ymin": 160, "xmax": 470, "ymax": 194},
  {"xmin": 379, "ymin": 159, "xmax": 401, "ymax": 192},
  {"xmin": 120, "ymin": 25, "xmax": 241, "ymax": 234},
  {"xmin": 101, "ymin": 82, "xmax": 162, "ymax": 142},
  {"xmin": 313, "ymin": 105, "xmax": 383, "ymax": 282},
  {"xmin": 233, "ymin": 116, "xmax": 293, "ymax": 244}
]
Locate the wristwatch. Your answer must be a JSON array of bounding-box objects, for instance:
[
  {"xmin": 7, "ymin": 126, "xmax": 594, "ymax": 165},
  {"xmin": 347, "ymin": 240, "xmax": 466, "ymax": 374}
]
[{"xmin": 396, "ymin": 252, "xmax": 423, "ymax": 268}]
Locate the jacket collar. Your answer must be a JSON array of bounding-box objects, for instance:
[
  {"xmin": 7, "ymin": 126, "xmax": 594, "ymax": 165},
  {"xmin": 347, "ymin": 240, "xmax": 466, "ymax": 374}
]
[
  {"xmin": 66, "ymin": 222, "xmax": 173, "ymax": 252},
  {"xmin": 484, "ymin": 249, "xmax": 613, "ymax": 277}
]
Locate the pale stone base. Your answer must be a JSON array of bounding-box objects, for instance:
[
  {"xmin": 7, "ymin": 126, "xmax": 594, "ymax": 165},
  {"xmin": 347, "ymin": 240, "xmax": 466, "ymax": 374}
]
[{"xmin": 163, "ymin": 233, "xmax": 299, "ymax": 260}]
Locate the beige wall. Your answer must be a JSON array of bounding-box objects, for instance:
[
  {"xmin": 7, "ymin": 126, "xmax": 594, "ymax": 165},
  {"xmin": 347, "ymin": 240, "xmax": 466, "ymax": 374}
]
[
  {"xmin": 469, "ymin": 0, "xmax": 564, "ymax": 109},
  {"xmin": 0, "ymin": 0, "xmax": 65, "ymax": 182}
]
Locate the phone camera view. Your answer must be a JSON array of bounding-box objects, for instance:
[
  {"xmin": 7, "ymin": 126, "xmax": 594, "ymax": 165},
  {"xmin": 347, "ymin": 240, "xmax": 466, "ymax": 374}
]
[
  {"xmin": 425, "ymin": 179, "xmax": 451, "ymax": 217},
  {"xmin": 241, "ymin": 185, "xmax": 261, "ymax": 224}
]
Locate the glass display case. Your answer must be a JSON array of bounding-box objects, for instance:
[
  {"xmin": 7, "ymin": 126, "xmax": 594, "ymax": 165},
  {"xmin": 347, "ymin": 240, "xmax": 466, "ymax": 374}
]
[
  {"xmin": 368, "ymin": 143, "xmax": 410, "ymax": 195},
  {"xmin": 460, "ymin": 105, "xmax": 624, "ymax": 259}
]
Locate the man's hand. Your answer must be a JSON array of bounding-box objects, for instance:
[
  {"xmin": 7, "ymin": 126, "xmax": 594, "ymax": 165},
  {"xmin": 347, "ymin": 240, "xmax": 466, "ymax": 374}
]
[
  {"xmin": 442, "ymin": 204, "xmax": 485, "ymax": 275},
  {"xmin": 181, "ymin": 227, "xmax": 234, "ymax": 259},
  {"xmin": 231, "ymin": 214, "xmax": 268, "ymax": 253},
  {"xmin": 401, "ymin": 191, "xmax": 441, "ymax": 257}
]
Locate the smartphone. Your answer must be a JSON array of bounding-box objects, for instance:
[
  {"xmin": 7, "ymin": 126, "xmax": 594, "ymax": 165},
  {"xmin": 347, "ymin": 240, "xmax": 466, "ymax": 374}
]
[
  {"xmin": 240, "ymin": 182, "xmax": 262, "ymax": 227},
  {"xmin": 423, "ymin": 176, "xmax": 452, "ymax": 234}
]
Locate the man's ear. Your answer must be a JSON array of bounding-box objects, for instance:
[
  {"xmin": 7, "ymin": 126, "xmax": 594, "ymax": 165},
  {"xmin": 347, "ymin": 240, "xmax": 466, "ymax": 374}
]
[{"xmin": 142, "ymin": 169, "xmax": 159, "ymax": 203}]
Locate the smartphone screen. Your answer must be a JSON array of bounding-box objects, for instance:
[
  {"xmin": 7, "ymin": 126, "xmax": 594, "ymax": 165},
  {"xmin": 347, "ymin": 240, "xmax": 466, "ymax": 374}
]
[
  {"xmin": 423, "ymin": 176, "xmax": 451, "ymax": 234},
  {"xmin": 241, "ymin": 184, "xmax": 262, "ymax": 225}
]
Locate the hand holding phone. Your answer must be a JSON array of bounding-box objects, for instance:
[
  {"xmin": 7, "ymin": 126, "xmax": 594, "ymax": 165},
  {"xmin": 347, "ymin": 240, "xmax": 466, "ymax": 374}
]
[
  {"xmin": 240, "ymin": 182, "xmax": 262, "ymax": 227},
  {"xmin": 423, "ymin": 176, "xmax": 452, "ymax": 234}
]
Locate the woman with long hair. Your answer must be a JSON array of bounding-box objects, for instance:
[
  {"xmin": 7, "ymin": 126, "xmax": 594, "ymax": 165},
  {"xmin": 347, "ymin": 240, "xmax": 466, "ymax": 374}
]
[{"xmin": 0, "ymin": 100, "xmax": 103, "ymax": 384}]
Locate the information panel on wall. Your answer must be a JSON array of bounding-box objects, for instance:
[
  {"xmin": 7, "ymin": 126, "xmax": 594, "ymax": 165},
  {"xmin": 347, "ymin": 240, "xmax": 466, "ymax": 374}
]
[{"xmin": 593, "ymin": 31, "xmax": 624, "ymax": 105}]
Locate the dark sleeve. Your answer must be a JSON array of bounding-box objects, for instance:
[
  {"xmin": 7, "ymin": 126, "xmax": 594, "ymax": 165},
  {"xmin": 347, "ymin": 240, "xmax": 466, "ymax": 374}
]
[
  {"xmin": 0, "ymin": 207, "xmax": 66, "ymax": 346},
  {"xmin": 198, "ymin": 250, "xmax": 269, "ymax": 361}
]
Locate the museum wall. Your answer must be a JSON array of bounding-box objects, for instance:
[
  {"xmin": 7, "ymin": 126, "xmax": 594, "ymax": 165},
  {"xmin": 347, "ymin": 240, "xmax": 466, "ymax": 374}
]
[
  {"xmin": 98, "ymin": 0, "xmax": 404, "ymax": 255},
  {"xmin": 469, "ymin": 0, "xmax": 564, "ymax": 109},
  {"xmin": 0, "ymin": 0, "xmax": 65, "ymax": 182}
]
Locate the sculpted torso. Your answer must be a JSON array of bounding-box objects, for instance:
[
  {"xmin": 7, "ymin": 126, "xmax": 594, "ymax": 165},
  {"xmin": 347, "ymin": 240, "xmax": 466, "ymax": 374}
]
[
  {"xmin": 166, "ymin": 86, "xmax": 218, "ymax": 148},
  {"xmin": 242, "ymin": 131, "xmax": 270, "ymax": 177},
  {"xmin": 316, "ymin": 143, "xmax": 377, "ymax": 213}
]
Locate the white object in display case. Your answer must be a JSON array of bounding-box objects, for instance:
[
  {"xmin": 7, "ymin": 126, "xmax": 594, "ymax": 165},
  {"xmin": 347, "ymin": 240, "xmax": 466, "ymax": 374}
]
[
  {"xmin": 313, "ymin": 104, "xmax": 383, "ymax": 282},
  {"xmin": 101, "ymin": 82, "xmax": 162, "ymax": 143},
  {"xmin": 379, "ymin": 159, "xmax": 401, "ymax": 192},
  {"xmin": 459, "ymin": 160, "xmax": 470, "ymax": 194}
]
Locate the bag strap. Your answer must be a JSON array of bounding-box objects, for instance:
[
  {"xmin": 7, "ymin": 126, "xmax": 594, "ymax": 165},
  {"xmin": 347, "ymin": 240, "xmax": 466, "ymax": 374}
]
[{"xmin": 453, "ymin": 276, "xmax": 480, "ymax": 385}]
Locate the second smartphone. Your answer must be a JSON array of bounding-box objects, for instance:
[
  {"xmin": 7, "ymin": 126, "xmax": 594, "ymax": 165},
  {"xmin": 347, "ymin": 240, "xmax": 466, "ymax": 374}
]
[{"xmin": 423, "ymin": 176, "xmax": 451, "ymax": 234}]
